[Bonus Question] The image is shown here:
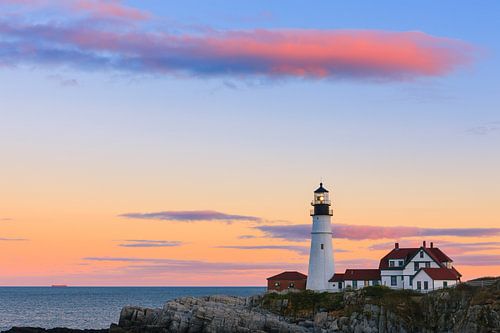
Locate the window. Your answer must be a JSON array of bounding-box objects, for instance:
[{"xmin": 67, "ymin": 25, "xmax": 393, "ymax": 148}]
[
  {"xmin": 424, "ymin": 281, "xmax": 428, "ymax": 290},
  {"xmin": 389, "ymin": 260, "xmax": 395, "ymax": 267},
  {"xmin": 417, "ymin": 281, "xmax": 421, "ymax": 290},
  {"xmin": 420, "ymin": 251, "xmax": 424, "ymax": 258},
  {"xmin": 353, "ymin": 281, "xmax": 358, "ymax": 288},
  {"xmin": 425, "ymin": 262, "xmax": 430, "ymax": 268},
  {"xmin": 398, "ymin": 260, "xmax": 404, "ymax": 267},
  {"xmin": 391, "ymin": 276, "xmax": 397, "ymax": 286},
  {"xmin": 373, "ymin": 280, "xmax": 379, "ymax": 286},
  {"xmin": 409, "ymin": 279, "xmax": 413, "ymax": 286},
  {"xmin": 289, "ymin": 282, "xmax": 295, "ymax": 288},
  {"xmin": 443, "ymin": 281, "xmax": 448, "ymax": 288},
  {"xmin": 401, "ymin": 276, "xmax": 404, "ymax": 281},
  {"xmin": 414, "ymin": 262, "xmax": 419, "ymax": 271},
  {"xmin": 274, "ymin": 282, "xmax": 280, "ymax": 287},
  {"xmin": 339, "ymin": 282, "xmax": 343, "ymax": 289},
  {"xmin": 320, "ymin": 244, "xmax": 324, "ymax": 250}
]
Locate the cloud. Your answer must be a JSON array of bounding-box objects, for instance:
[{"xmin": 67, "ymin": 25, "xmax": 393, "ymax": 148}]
[
  {"xmin": 217, "ymin": 245, "xmax": 310, "ymax": 255},
  {"xmin": 452, "ymin": 254, "xmax": 500, "ymax": 266},
  {"xmin": 369, "ymin": 240, "xmax": 500, "ymax": 253},
  {"xmin": 119, "ymin": 210, "xmax": 261, "ymax": 223},
  {"xmin": 0, "ymin": 237, "xmax": 27, "ymax": 241},
  {"xmin": 255, "ymin": 224, "xmax": 500, "ymax": 241},
  {"xmin": 238, "ymin": 235, "xmax": 258, "ymax": 239},
  {"xmin": 2, "ymin": 0, "xmax": 150, "ymax": 21},
  {"xmin": 83, "ymin": 256, "xmax": 303, "ymax": 274},
  {"xmin": 0, "ymin": 218, "xmax": 13, "ymax": 221},
  {"xmin": 0, "ymin": 4, "xmax": 474, "ymax": 81},
  {"xmin": 466, "ymin": 121, "xmax": 500, "ymax": 135},
  {"xmin": 119, "ymin": 240, "xmax": 183, "ymax": 248},
  {"xmin": 47, "ymin": 74, "xmax": 79, "ymax": 87}
]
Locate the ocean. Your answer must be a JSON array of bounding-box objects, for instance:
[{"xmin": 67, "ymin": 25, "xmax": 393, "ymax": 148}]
[{"xmin": 0, "ymin": 287, "xmax": 266, "ymax": 331}]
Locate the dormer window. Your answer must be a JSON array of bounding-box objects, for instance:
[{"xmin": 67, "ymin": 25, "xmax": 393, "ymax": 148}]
[
  {"xmin": 389, "ymin": 260, "xmax": 395, "ymax": 267},
  {"xmin": 398, "ymin": 260, "xmax": 404, "ymax": 266}
]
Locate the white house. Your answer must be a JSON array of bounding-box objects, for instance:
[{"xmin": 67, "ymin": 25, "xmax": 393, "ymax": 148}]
[
  {"xmin": 328, "ymin": 241, "xmax": 461, "ymax": 292},
  {"xmin": 378, "ymin": 241, "xmax": 461, "ymax": 290}
]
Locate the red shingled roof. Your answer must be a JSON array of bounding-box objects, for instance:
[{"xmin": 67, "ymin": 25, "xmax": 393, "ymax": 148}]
[
  {"xmin": 420, "ymin": 268, "xmax": 461, "ymax": 280},
  {"xmin": 379, "ymin": 248, "xmax": 418, "ymax": 269},
  {"xmin": 379, "ymin": 246, "xmax": 453, "ymax": 269},
  {"xmin": 427, "ymin": 248, "xmax": 452, "ymax": 263},
  {"xmin": 267, "ymin": 271, "xmax": 307, "ymax": 281},
  {"xmin": 343, "ymin": 269, "xmax": 381, "ymax": 281},
  {"xmin": 329, "ymin": 273, "xmax": 345, "ymax": 282}
]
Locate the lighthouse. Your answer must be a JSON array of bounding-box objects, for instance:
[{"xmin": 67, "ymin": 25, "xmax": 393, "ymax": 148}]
[{"xmin": 306, "ymin": 183, "xmax": 335, "ymax": 291}]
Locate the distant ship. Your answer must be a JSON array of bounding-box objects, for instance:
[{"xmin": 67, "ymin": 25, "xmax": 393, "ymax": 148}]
[{"xmin": 51, "ymin": 284, "xmax": 68, "ymax": 287}]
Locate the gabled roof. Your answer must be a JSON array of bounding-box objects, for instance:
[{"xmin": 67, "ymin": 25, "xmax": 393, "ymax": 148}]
[
  {"xmin": 427, "ymin": 248, "xmax": 452, "ymax": 263},
  {"xmin": 329, "ymin": 273, "xmax": 345, "ymax": 282},
  {"xmin": 267, "ymin": 271, "xmax": 307, "ymax": 281},
  {"xmin": 314, "ymin": 183, "xmax": 329, "ymax": 193},
  {"xmin": 343, "ymin": 269, "xmax": 381, "ymax": 281},
  {"xmin": 419, "ymin": 267, "xmax": 461, "ymax": 280},
  {"xmin": 379, "ymin": 248, "xmax": 419, "ymax": 269},
  {"xmin": 379, "ymin": 246, "xmax": 453, "ymax": 269}
]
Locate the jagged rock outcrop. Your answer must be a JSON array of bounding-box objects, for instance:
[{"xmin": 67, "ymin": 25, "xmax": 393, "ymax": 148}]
[
  {"xmin": 110, "ymin": 295, "xmax": 309, "ymax": 333},
  {"xmin": 110, "ymin": 280, "xmax": 500, "ymax": 333},
  {"xmin": 2, "ymin": 328, "xmax": 107, "ymax": 333}
]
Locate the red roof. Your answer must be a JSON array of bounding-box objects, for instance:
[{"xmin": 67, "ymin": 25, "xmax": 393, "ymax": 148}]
[
  {"xmin": 329, "ymin": 273, "xmax": 345, "ymax": 282},
  {"xmin": 379, "ymin": 246, "xmax": 453, "ymax": 269},
  {"xmin": 343, "ymin": 269, "xmax": 381, "ymax": 281},
  {"xmin": 379, "ymin": 248, "xmax": 418, "ymax": 269},
  {"xmin": 427, "ymin": 248, "xmax": 452, "ymax": 263},
  {"xmin": 267, "ymin": 271, "xmax": 307, "ymax": 281},
  {"xmin": 420, "ymin": 267, "xmax": 461, "ymax": 280}
]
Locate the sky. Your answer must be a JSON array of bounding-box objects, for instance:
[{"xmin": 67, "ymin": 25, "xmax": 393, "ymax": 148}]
[{"xmin": 0, "ymin": 0, "xmax": 499, "ymax": 286}]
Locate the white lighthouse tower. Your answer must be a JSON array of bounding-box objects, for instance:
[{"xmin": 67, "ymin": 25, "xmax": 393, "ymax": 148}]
[{"xmin": 306, "ymin": 183, "xmax": 335, "ymax": 291}]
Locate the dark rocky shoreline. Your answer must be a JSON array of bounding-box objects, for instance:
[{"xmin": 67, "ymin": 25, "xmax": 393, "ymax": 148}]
[
  {"xmin": 2, "ymin": 329, "xmax": 107, "ymax": 333},
  {"xmin": 3, "ymin": 279, "xmax": 499, "ymax": 333}
]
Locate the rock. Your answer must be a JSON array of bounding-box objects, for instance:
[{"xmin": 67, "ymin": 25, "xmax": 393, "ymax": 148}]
[
  {"xmin": 2, "ymin": 329, "xmax": 107, "ymax": 333},
  {"xmin": 109, "ymin": 279, "xmax": 500, "ymax": 333}
]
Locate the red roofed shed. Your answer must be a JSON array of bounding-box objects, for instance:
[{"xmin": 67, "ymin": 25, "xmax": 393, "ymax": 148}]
[{"xmin": 267, "ymin": 271, "xmax": 307, "ymax": 291}]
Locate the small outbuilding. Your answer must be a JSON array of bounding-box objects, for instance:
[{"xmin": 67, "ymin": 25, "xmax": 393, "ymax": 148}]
[
  {"xmin": 267, "ymin": 271, "xmax": 307, "ymax": 292},
  {"xmin": 412, "ymin": 267, "xmax": 461, "ymax": 293}
]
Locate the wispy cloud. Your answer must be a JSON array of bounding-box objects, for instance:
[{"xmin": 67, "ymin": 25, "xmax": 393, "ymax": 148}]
[
  {"xmin": 0, "ymin": 0, "xmax": 474, "ymax": 81},
  {"xmin": 0, "ymin": 218, "xmax": 13, "ymax": 221},
  {"xmin": 452, "ymin": 254, "xmax": 500, "ymax": 266},
  {"xmin": 0, "ymin": 237, "xmax": 27, "ymax": 241},
  {"xmin": 83, "ymin": 256, "xmax": 303, "ymax": 274},
  {"xmin": 47, "ymin": 74, "xmax": 79, "ymax": 87},
  {"xmin": 238, "ymin": 235, "xmax": 258, "ymax": 239},
  {"xmin": 217, "ymin": 245, "xmax": 310, "ymax": 255},
  {"xmin": 118, "ymin": 240, "xmax": 183, "ymax": 248},
  {"xmin": 466, "ymin": 121, "xmax": 500, "ymax": 135},
  {"xmin": 2, "ymin": 0, "xmax": 150, "ymax": 21},
  {"xmin": 369, "ymin": 240, "xmax": 500, "ymax": 253},
  {"xmin": 255, "ymin": 224, "xmax": 500, "ymax": 241},
  {"xmin": 119, "ymin": 210, "xmax": 261, "ymax": 223}
]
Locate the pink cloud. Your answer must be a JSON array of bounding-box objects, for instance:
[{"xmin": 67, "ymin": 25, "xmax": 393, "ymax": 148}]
[
  {"xmin": 1, "ymin": 0, "xmax": 150, "ymax": 21},
  {"xmin": 256, "ymin": 224, "xmax": 500, "ymax": 241},
  {"xmin": 0, "ymin": 15, "xmax": 474, "ymax": 80}
]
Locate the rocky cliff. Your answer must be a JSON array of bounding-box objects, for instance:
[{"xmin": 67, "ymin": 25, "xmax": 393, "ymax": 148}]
[
  {"xmin": 110, "ymin": 280, "xmax": 499, "ymax": 333},
  {"xmin": 4, "ymin": 280, "xmax": 498, "ymax": 333}
]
